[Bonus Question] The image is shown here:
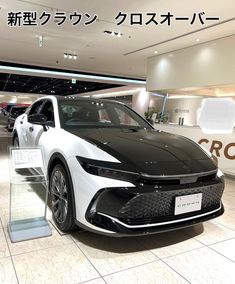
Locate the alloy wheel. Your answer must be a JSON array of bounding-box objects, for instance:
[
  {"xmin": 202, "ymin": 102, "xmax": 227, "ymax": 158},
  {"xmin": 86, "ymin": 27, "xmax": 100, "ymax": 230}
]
[{"xmin": 51, "ymin": 169, "xmax": 68, "ymax": 224}]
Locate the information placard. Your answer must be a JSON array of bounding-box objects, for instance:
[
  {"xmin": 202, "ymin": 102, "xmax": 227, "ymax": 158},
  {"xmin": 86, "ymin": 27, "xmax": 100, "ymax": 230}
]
[{"xmin": 12, "ymin": 149, "xmax": 43, "ymax": 169}]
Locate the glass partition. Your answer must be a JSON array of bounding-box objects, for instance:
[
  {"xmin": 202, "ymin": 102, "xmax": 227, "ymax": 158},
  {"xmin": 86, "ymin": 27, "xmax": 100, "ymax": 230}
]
[{"xmin": 8, "ymin": 147, "xmax": 51, "ymax": 242}]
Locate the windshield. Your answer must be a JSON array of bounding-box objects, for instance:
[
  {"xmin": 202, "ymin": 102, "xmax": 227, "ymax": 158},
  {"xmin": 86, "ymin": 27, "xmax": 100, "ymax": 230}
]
[{"xmin": 58, "ymin": 99, "xmax": 152, "ymax": 130}]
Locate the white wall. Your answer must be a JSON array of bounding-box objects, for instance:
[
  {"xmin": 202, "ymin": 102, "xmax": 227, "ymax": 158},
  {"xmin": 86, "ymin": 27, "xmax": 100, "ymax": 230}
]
[
  {"xmin": 147, "ymin": 35, "xmax": 235, "ymax": 92},
  {"xmin": 166, "ymin": 97, "xmax": 203, "ymax": 125},
  {"xmin": 132, "ymin": 90, "xmax": 150, "ymax": 116}
]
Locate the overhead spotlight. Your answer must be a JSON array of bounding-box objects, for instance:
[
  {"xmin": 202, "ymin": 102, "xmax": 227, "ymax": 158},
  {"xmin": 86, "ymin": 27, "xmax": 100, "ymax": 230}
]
[
  {"xmin": 64, "ymin": 53, "xmax": 78, "ymax": 60},
  {"xmin": 154, "ymin": 51, "xmax": 158, "ymax": 54},
  {"xmin": 104, "ymin": 30, "xmax": 123, "ymax": 38},
  {"xmin": 39, "ymin": 35, "xmax": 43, "ymax": 47},
  {"xmin": 196, "ymin": 38, "xmax": 200, "ymax": 42}
]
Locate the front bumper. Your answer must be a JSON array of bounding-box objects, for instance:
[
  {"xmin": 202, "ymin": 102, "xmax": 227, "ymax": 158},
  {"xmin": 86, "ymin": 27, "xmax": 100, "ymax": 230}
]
[{"xmin": 85, "ymin": 177, "xmax": 224, "ymax": 236}]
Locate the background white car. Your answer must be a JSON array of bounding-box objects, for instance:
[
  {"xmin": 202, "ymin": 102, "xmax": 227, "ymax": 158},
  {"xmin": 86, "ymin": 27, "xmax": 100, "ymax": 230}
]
[{"xmin": 13, "ymin": 96, "xmax": 224, "ymax": 236}]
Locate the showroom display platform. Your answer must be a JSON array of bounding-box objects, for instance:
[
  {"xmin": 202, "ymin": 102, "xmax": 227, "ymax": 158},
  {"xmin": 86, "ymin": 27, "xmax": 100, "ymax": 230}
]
[
  {"xmin": 0, "ymin": 135, "xmax": 235, "ymax": 283},
  {"xmin": 8, "ymin": 217, "xmax": 51, "ymax": 243}
]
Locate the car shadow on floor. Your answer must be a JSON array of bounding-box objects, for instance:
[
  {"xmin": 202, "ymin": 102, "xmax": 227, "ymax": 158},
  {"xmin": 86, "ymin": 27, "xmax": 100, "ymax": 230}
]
[{"xmin": 70, "ymin": 224, "xmax": 204, "ymax": 253}]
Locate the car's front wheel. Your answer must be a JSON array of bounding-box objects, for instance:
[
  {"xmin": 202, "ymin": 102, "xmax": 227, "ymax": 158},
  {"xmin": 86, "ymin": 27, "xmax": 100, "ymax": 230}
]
[{"xmin": 50, "ymin": 164, "xmax": 76, "ymax": 232}]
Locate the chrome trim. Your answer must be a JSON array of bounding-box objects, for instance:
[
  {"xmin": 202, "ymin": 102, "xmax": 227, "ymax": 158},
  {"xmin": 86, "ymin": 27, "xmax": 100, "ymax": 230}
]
[
  {"xmin": 141, "ymin": 169, "xmax": 218, "ymax": 180},
  {"xmin": 97, "ymin": 204, "xmax": 222, "ymax": 229}
]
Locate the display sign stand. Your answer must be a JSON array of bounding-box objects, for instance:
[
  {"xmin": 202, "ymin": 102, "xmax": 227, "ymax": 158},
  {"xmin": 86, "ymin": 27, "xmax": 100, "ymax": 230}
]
[{"xmin": 8, "ymin": 147, "xmax": 51, "ymax": 243}]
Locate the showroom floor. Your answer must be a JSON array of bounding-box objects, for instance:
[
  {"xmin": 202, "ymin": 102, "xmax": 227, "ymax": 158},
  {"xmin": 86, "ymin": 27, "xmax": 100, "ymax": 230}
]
[{"xmin": 0, "ymin": 131, "xmax": 235, "ymax": 284}]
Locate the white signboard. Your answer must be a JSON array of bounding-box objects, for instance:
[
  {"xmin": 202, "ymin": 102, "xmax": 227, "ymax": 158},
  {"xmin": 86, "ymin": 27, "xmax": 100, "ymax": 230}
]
[
  {"xmin": 12, "ymin": 149, "xmax": 43, "ymax": 169},
  {"xmin": 175, "ymin": 193, "xmax": 202, "ymax": 215}
]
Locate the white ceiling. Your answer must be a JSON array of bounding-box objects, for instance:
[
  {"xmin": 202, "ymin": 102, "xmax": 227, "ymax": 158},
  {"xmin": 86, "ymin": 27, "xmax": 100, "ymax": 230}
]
[{"xmin": 0, "ymin": 0, "xmax": 235, "ymax": 79}]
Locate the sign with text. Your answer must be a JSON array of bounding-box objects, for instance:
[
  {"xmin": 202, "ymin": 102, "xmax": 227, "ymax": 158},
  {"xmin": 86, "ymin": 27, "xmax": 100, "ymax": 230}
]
[{"xmin": 12, "ymin": 149, "xmax": 43, "ymax": 169}]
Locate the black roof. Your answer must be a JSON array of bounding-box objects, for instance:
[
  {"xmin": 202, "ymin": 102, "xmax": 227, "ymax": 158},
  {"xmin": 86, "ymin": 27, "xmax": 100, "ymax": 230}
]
[{"xmin": 55, "ymin": 95, "xmax": 124, "ymax": 105}]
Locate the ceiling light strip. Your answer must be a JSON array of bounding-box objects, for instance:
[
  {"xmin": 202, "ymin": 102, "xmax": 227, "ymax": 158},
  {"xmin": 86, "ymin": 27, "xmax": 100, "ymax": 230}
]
[{"xmin": 0, "ymin": 65, "xmax": 146, "ymax": 85}]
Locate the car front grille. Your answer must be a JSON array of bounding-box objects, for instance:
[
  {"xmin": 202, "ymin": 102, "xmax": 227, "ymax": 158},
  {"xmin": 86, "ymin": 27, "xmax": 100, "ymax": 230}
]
[{"xmin": 117, "ymin": 183, "xmax": 223, "ymax": 226}]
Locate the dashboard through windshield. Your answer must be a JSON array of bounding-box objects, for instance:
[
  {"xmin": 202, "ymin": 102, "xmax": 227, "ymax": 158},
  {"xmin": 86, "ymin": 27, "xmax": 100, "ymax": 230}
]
[{"xmin": 58, "ymin": 99, "xmax": 151, "ymax": 130}]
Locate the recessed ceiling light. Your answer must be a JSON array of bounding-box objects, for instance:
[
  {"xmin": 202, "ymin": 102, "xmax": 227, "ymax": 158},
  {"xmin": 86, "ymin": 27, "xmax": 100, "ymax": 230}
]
[
  {"xmin": 196, "ymin": 38, "xmax": 200, "ymax": 42},
  {"xmin": 39, "ymin": 35, "xmax": 43, "ymax": 47},
  {"xmin": 154, "ymin": 51, "xmax": 158, "ymax": 54},
  {"xmin": 104, "ymin": 30, "xmax": 123, "ymax": 38},
  {"xmin": 64, "ymin": 53, "xmax": 78, "ymax": 60}
]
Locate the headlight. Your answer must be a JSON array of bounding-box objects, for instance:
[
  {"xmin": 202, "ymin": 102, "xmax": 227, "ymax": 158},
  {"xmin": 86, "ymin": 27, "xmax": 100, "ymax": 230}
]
[
  {"xmin": 76, "ymin": 156, "xmax": 139, "ymax": 182},
  {"xmin": 217, "ymin": 168, "xmax": 224, "ymax": 178}
]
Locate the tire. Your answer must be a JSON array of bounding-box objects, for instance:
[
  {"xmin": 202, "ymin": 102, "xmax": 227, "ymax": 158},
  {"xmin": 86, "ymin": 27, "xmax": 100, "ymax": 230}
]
[
  {"xmin": 13, "ymin": 135, "xmax": 19, "ymax": 147},
  {"xmin": 50, "ymin": 164, "xmax": 76, "ymax": 232}
]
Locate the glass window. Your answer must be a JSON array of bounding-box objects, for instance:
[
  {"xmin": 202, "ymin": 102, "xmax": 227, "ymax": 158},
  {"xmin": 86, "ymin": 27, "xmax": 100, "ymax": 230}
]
[
  {"xmin": 98, "ymin": 108, "xmax": 111, "ymax": 123},
  {"xmin": 58, "ymin": 99, "xmax": 151, "ymax": 130},
  {"xmin": 11, "ymin": 107, "xmax": 27, "ymax": 118},
  {"xmin": 28, "ymin": 100, "xmax": 44, "ymax": 116},
  {"xmin": 40, "ymin": 100, "xmax": 55, "ymax": 126},
  {"xmin": 113, "ymin": 105, "xmax": 139, "ymax": 126}
]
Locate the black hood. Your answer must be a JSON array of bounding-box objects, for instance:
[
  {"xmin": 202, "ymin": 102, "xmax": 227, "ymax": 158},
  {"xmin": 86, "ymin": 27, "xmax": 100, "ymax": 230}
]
[{"xmin": 68, "ymin": 128, "xmax": 217, "ymax": 176}]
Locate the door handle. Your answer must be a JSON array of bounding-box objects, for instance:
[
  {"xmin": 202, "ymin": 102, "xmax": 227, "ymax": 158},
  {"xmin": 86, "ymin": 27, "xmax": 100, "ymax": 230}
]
[{"xmin": 29, "ymin": 126, "xmax": 34, "ymax": 132}]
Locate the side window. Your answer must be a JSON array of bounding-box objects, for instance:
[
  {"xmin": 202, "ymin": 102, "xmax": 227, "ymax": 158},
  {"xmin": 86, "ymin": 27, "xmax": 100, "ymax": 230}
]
[
  {"xmin": 40, "ymin": 100, "xmax": 55, "ymax": 127},
  {"xmin": 28, "ymin": 100, "xmax": 44, "ymax": 116}
]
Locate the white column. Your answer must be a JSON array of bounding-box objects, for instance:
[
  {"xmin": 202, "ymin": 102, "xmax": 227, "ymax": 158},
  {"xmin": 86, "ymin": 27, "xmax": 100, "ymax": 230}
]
[{"xmin": 132, "ymin": 89, "xmax": 150, "ymax": 117}]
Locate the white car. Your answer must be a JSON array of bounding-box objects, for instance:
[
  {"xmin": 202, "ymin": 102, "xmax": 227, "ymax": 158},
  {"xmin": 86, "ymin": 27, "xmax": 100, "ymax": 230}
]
[{"xmin": 13, "ymin": 96, "xmax": 224, "ymax": 236}]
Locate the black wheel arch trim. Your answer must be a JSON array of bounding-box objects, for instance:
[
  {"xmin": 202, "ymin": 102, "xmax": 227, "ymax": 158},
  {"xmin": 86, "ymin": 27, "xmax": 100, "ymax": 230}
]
[
  {"xmin": 12, "ymin": 130, "xmax": 18, "ymax": 144},
  {"xmin": 48, "ymin": 153, "xmax": 77, "ymax": 219}
]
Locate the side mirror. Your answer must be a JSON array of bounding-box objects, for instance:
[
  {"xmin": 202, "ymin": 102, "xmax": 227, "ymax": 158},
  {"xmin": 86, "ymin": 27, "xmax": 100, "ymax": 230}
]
[
  {"xmin": 28, "ymin": 114, "xmax": 48, "ymax": 131},
  {"xmin": 28, "ymin": 114, "xmax": 47, "ymax": 125}
]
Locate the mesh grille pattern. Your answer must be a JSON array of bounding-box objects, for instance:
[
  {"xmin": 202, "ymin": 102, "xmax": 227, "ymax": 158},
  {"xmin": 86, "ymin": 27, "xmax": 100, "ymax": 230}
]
[{"xmin": 118, "ymin": 184, "xmax": 223, "ymax": 225}]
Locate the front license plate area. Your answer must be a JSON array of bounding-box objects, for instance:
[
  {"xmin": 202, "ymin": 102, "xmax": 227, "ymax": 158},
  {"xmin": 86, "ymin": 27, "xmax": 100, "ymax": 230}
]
[{"xmin": 174, "ymin": 193, "xmax": 202, "ymax": 215}]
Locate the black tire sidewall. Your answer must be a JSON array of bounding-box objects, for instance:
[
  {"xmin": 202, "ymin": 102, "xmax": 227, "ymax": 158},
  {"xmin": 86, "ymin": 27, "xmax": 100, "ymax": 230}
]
[{"xmin": 50, "ymin": 164, "xmax": 75, "ymax": 231}]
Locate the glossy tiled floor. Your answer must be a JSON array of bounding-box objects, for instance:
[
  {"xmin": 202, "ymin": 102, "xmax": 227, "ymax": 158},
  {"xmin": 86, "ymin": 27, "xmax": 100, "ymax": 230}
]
[{"xmin": 0, "ymin": 134, "xmax": 235, "ymax": 283}]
